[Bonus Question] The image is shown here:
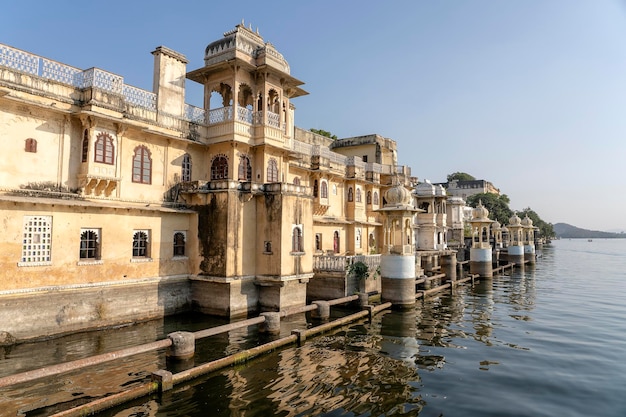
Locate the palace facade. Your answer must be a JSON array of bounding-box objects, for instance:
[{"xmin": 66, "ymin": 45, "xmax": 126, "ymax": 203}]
[{"xmin": 0, "ymin": 24, "xmax": 458, "ymax": 342}]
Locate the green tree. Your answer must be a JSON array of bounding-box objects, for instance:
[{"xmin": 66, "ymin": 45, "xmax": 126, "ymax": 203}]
[
  {"xmin": 310, "ymin": 128, "xmax": 337, "ymax": 140},
  {"xmin": 466, "ymin": 193, "xmax": 513, "ymax": 225},
  {"xmin": 517, "ymin": 207, "xmax": 555, "ymax": 239},
  {"xmin": 447, "ymin": 172, "xmax": 476, "ymax": 182}
]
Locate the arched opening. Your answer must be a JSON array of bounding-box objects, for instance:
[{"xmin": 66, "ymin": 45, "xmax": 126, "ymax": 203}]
[
  {"xmin": 132, "ymin": 146, "xmax": 151, "ymax": 184},
  {"xmin": 173, "ymin": 232, "xmax": 186, "ymax": 257},
  {"xmin": 181, "ymin": 153, "xmax": 192, "ymax": 182},
  {"xmin": 321, "ymin": 181, "xmax": 328, "ymax": 198},
  {"xmin": 208, "ymin": 83, "xmax": 233, "ymax": 123},
  {"xmin": 211, "ymin": 155, "xmax": 229, "ymax": 180},
  {"xmin": 333, "ymin": 231, "xmax": 340, "ymax": 254},
  {"xmin": 238, "ymin": 155, "xmax": 252, "ymax": 181},
  {"xmin": 237, "ymin": 83, "xmax": 254, "ymax": 123},
  {"xmin": 267, "ymin": 158, "xmax": 279, "ymax": 182},
  {"xmin": 292, "ymin": 226, "xmax": 303, "ymax": 253}
]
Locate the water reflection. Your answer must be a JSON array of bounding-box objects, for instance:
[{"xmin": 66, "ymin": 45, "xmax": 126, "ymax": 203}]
[
  {"xmin": 1, "ymin": 269, "xmax": 547, "ymax": 416},
  {"xmin": 144, "ymin": 325, "xmax": 426, "ymax": 417}
]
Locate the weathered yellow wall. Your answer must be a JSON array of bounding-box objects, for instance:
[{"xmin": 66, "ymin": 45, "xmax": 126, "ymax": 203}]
[{"xmin": 0, "ymin": 200, "xmax": 195, "ymax": 291}]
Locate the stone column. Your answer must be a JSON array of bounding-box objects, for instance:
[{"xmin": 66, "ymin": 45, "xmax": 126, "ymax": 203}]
[
  {"xmin": 441, "ymin": 253, "xmax": 457, "ymax": 283},
  {"xmin": 524, "ymin": 243, "xmax": 536, "ymax": 264},
  {"xmin": 470, "ymin": 247, "xmax": 493, "ymax": 278},
  {"xmin": 167, "ymin": 331, "xmax": 195, "ymax": 360},
  {"xmin": 507, "ymin": 245, "xmax": 525, "ymax": 266},
  {"xmin": 381, "ymin": 254, "xmax": 416, "ymax": 308},
  {"xmin": 259, "ymin": 312, "xmax": 281, "ymax": 334}
]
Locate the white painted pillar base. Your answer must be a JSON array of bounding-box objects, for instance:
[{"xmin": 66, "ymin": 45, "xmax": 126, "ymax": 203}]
[{"xmin": 381, "ymin": 254, "xmax": 416, "ymax": 307}]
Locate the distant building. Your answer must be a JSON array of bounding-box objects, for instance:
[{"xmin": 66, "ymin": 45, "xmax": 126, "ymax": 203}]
[{"xmin": 443, "ymin": 179, "xmax": 500, "ymax": 199}]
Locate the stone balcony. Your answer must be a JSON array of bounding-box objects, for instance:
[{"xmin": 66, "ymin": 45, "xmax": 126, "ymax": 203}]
[{"xmin": 0, "ymin": 43, "xmax": 204, "ymax": 141}]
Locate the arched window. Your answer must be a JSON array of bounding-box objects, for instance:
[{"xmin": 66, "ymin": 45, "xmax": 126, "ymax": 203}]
[
  {"xmin": 373, "ymin": 192, "xmax": 379, "ymax": 205},
  {"xmin": 267, "ymin": 158, "xmax": 279, "ymax": 182},
  {"xmin": 79, "ymin": 229, "xmax": 100, "ymax": 260},
  {"xmin": 313, "ymin": 180, "xmax": 319, "ymax": 197},
  {"xmin": 238, "ymin": 155, "xmax": 252, "ymax": 181},
  {"xmin": 293, "ymin": 177, "xmax": 301, "ymax": 186},
  {"xmin": 211, "ymin": 155, "xmax": 229, "ymax": 180},
  {"xmin": 367, "ymin": 191, "xmax": 372, "ymax": 205},
  {"xmin": 132, "ymin": 146, "xmax": 152, "ymax": 184},
  {"xmin": 181, "ymin": 153, "xmax": 192, "ymax": 182},
  {"xmin": 25, "ymin": 138, "xmax": 37, "ymax": 153},
  {"xmin": 132, "ymin": 230, "xmax": 150, "ymax": 258},
  {"xmin": 321, "ymin": 181, "xmax": 328, "ymax": 198},
  {"xmin": 292, "ymin": 226, "xmax": 303, "ymax": 253},
  {"xmin": 348, "ymin": 187, "xmax": 354, "ymax": 202},
  {"xmin": 173, "ymin": 232, "xmax": 186, "ymax": 257},
  {"xmin": 356, "ymin": 228, "xmax": 362, "ymax": 248},
  {"xmin": 333, "ymin": 231, "xmax": 340, "ymax": 254},
  {"xmin": 81, "ymin": 130, "xmax": 89, "ymax": 162},
  {"xmin": 315, "ymin": 233, "xmax": 322, "ymax": 251},
  {"xmin": 356, "ymin": 188, "xmax": 362, "ymax": 203},
  {"xmin": 95, "ymin": 133, "xmax": 114, "ymax": 165}
]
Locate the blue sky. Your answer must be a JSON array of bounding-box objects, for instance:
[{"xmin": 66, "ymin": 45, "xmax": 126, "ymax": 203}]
[{"xmin": 3, "ymin": 1, "xmax": 626, "ymax": 231}]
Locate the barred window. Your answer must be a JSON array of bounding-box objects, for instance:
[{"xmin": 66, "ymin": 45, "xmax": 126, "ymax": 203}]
[
  {"xmin": 132, "ymin": 230, "xmax": 150, "ymax": 258},
  {"xmin": 238, "ymin": 155, "xmax": 252, "ymax": 181},
  {"xmin": 211, "ymin": 155, "xmax": 228, "ymax": 180},
  {"xmin": 132, "ymin": 146, "xmax": 152, "ymax": 184},
  {"xmin": 79, "ymin": 229, "xmax": 101, "ymax": 260},
  {"xmin": 356, "ymin": 188, "xmax": 362, "ymax": 203},
  {"xmin": 348, "ymin": 187, "xmax": 354, "ymax": 202},
  {"xmin": 182, "ymin": 153, "xmax": 192, "ymax": 182},
  {"xmin": 173, "ymin": 231, "xmax": 186, "ymax": 257},
  {"xmin": 321, "ymin": 181, "xmax": 328, "ymax": 198},
  {"xmin": 95, "ymin": 133, "xmax": 114, "ymax": 165},
  {"xmin": 19, "ymin": 216, "xmax": 52, "ymax": 266},
  {"xmin": 292, "ymin": 226, "xmax": 303, "ymax": 253},
  {"xmin": 367, "ymin": 191, "xmax": 372, "ymax": 205},
  {"xmin": 373, "ymin": 191, "xmax": 379, "ymax": 205},
  {"xmin": 267, "ymin": 158, "xmax": 279, "ymax": 182}
]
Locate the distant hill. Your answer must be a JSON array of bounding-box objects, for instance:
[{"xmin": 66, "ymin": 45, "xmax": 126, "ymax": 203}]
[{"xmin": 554, "ymin": 223, "xmax": 626, "ymax": 239}]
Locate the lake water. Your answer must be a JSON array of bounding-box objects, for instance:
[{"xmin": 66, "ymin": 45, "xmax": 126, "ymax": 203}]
[{"xmin": 2, "ymin": 239, "xmax": 626, "ymax": 416}]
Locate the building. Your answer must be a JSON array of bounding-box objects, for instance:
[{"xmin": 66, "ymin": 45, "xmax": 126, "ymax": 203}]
[
  {"xmin": 0, "ymin": 24, "xmax": 421, "ymax": 342},
  {"xmin": 444, "ymin": 179, "xmax": 500, "ymax": 199}
]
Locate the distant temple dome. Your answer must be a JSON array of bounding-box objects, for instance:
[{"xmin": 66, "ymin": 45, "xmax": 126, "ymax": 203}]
[
  {"xmin": 434, "ymin": 184, "xmax": 446, "ymax": 196},
  {"xmin": 509, "ymin": 213, "xmax": 522, "ymax": 227},
  {"xmin": 471, "ymin": 201, "xmax": 490, "ymax": 220},
  {"xmin": 385, "ymin": 183, "xmax": 412, "ymax": 207},
  {"xmin": 521, "ymin": 215, "xmax": 534, "ymax": 227},
  {"xmin": 415, "ymin": 180, "xmax": 436, "ymax": 196},
  {"xmin": 492, "ymin": 220, "xmax": 502, "ymax": 230}
]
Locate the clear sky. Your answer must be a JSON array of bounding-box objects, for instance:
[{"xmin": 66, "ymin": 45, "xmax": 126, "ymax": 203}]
[{"xmin": 2, "ymin": 1, "xmax": 626, "ymax": 231}]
